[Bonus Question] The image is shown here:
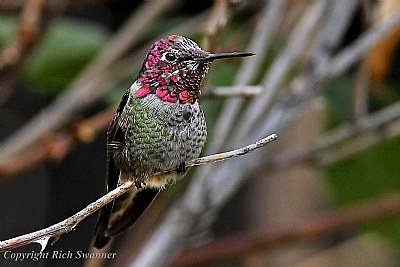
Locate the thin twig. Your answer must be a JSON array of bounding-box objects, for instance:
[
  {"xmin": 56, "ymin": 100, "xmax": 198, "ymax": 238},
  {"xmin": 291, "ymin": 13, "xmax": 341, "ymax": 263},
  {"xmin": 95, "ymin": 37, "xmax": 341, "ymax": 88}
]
[
  {"xmin": 0, "ymin": 134, "xmax": 277, "ymax": 251},
  {"xmin": 187, "ymin": 134, "xmax": 277, "ymax": 168},
  {"xmin": 172, "ymin": 194, "xmax": 400, "ymax": 267},
  {"xmin": 142, "ymin": 133, "xmax": 276, "ymax": 180}
]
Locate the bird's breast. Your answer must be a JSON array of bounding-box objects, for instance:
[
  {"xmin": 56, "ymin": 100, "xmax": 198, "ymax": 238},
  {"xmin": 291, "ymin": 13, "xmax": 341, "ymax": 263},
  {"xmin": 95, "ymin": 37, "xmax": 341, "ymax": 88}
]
[{"xmin": 117, "ymin": 94, "xmax": 207, "ymax": 182}]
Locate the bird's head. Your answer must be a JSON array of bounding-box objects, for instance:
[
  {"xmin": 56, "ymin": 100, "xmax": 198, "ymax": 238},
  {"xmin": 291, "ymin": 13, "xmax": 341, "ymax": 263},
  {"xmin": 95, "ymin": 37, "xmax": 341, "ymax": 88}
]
[{"xmin": 137, "ymin": 35, "xmax": 253, "ymax": 104}]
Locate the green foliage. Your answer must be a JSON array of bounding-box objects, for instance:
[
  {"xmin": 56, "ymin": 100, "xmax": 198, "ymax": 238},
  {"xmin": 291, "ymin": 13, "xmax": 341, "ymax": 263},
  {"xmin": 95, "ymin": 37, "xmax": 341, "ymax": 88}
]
[{"xmin": 19, "ymin": 18, "xmax": 110, "ymax": 96}]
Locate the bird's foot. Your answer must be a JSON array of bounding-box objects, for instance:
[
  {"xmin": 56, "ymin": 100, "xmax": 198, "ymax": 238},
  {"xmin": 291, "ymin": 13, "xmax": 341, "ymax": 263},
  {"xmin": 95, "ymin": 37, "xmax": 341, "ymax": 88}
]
[
  {"xmin": 135, "ymin": 180, "xmax": 146, "ymax": 189},
  {"xmin": 176, "ymin": 162, "xmax": 187, "ymax": 173}
]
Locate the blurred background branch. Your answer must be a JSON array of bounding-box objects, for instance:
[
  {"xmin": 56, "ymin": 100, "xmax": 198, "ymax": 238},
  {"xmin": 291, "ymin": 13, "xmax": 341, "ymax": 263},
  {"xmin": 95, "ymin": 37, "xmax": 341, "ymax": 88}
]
[
  {"xmin": 0, "ymin": 0, "xmax": 45, "ymax": 104},
  {"xmin": 173, "ymin": 193, "xmax": 400, "ymax": 267}
]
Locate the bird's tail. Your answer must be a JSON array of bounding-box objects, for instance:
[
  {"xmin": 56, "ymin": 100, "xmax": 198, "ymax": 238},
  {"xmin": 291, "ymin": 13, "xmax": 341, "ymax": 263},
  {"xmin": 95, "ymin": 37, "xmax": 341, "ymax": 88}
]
[{"xmin": 93, "ymin": 186, "xmax": 159, "ymax": 249}]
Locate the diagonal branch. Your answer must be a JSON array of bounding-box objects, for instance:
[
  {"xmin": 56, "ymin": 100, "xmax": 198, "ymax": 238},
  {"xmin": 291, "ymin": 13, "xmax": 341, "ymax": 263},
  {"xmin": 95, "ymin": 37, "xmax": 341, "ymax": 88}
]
[
  {"xmin": 0, "ymin": 180, "xmax": 134, "ymax": 251},
  {"xmin": 0, "ymin": 134, "xmax": 276, "ymax": 251}
]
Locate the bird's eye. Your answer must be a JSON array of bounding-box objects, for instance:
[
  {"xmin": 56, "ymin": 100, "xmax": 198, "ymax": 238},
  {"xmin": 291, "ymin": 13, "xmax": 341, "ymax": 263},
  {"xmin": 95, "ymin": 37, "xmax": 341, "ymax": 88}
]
[{"xmin": 165, "ymin": 52, "xmax": 176, "ymax": 62}]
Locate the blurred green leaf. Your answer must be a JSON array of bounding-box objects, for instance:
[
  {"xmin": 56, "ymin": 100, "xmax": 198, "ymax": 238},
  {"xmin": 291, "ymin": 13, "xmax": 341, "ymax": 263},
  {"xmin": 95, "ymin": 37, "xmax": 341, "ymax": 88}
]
[{"xmin": 19, "ymin": 17, "xmax": 110, "ymax": 96}]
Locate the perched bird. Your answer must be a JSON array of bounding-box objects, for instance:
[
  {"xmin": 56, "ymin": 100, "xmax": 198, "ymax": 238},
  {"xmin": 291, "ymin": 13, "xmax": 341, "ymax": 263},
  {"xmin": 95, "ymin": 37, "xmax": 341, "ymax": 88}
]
[{"xmin": 94, "ymin": 35, "xmax": 253, "ymax": 248}]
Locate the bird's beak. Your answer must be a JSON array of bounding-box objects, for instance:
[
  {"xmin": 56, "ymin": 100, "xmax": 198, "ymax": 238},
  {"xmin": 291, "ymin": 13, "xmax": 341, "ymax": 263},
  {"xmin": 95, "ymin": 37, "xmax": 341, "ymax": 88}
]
[{"xmin": 196, "ymin": 52, "xmax": 254, "ymax": 62}]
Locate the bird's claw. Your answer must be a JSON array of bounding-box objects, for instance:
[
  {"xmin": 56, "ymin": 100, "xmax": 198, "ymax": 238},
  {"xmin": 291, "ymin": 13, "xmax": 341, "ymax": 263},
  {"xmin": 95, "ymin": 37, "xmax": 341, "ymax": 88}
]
[
  {"xmin": 176, "ymin": 162, "xmax": 187, "ymax": 173},
  {"xmin": 135, "ymin": 180, "xmax": 146, "ymax": 189}
]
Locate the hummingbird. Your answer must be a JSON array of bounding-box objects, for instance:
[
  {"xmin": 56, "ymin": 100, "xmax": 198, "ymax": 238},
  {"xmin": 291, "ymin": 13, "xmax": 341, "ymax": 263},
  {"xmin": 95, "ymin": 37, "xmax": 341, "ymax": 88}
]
[{"xmin": 93, "ymin": 35, "xmax": 253, "ymax": 248}]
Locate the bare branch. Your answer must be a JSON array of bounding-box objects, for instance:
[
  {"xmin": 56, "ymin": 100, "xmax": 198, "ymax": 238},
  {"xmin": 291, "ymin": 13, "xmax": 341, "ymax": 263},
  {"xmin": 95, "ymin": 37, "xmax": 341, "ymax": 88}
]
[
  {"xmin": 0, "ymin": 134, "xmax": 276, "ymax": 251},
  {"xmin": 0, "ymin": 180, "xmax": 134, "ymax": 251},
  {"xmin": 187, "ymin": 134, "xmax": 277, "ymax": 168}
]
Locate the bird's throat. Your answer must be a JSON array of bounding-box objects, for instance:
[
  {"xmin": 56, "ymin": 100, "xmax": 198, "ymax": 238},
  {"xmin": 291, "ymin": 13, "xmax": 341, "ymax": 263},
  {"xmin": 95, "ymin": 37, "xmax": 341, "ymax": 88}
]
[{"xmin": 135, "ymin": 83, "xmax": 197, "ymax": 104}]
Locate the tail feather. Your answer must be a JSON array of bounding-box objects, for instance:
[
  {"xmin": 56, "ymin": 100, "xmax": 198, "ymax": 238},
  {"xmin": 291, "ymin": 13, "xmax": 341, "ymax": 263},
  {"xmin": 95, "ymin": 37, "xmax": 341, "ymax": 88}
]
[
  {"xmin": 93, "ymin": 187, "xmax": 159, "ymax": 249},
  {"xmin": 107, "ymin": 188, "xmax": 159, "ymax": 236},
  {"xmin": 93, "ymin": 201, "xmax": 113, "ymax": 249}
]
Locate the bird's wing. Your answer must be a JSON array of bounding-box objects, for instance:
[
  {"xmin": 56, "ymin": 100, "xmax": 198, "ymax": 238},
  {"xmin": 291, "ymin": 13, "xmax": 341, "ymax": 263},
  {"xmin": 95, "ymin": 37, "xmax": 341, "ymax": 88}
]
[
  {"xmin": 93, "ymin": 90, "xmax": 159, "ymax": 249},
  {"xmin": 93, "ymin": 90, "xmax": 129, "ymax": 248}
]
